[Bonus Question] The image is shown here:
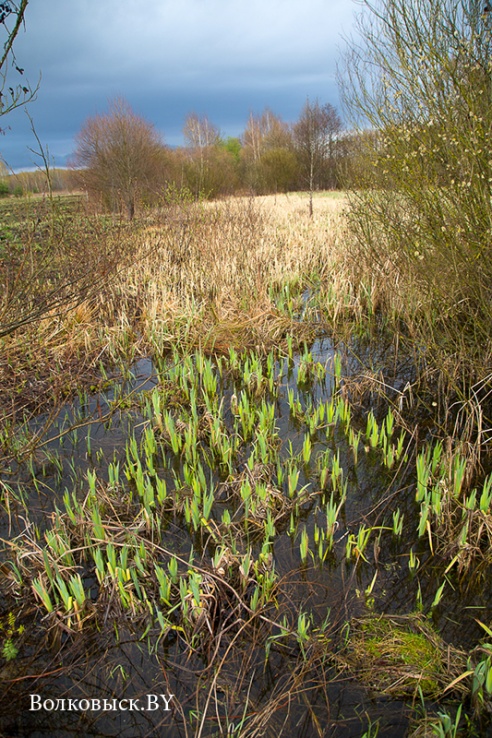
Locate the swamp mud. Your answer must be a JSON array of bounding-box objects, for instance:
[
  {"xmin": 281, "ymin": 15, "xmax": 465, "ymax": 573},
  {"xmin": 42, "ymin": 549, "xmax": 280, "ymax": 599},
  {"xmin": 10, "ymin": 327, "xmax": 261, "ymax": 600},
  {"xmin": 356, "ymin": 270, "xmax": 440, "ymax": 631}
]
[{"xmin": 1, "ymin": 338, "xmax": 492, "ymax": 737}]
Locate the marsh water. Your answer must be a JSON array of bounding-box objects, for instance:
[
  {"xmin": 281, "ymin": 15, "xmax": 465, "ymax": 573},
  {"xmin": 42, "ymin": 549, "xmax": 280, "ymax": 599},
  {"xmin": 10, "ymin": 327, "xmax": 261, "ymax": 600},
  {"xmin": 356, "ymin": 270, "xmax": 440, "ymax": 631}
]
[{"xmin": 1, "ymin": 339, "xmax": 490, "ymax": 737}]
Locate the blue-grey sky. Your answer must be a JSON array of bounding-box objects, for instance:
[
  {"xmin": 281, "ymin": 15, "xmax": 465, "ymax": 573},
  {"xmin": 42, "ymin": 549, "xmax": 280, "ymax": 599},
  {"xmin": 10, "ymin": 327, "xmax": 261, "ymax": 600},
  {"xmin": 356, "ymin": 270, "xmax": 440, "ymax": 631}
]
[{"xmin": 1, "ymin": 0, "xmax": 356, "ymax": 171}]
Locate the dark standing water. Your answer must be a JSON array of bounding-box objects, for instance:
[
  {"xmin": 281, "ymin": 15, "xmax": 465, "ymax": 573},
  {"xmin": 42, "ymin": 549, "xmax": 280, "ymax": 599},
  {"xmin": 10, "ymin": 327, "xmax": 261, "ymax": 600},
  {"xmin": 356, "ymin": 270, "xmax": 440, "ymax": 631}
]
[{"xmin": 0, "ymin": 341, "xmax": 489, "ymax": 737}]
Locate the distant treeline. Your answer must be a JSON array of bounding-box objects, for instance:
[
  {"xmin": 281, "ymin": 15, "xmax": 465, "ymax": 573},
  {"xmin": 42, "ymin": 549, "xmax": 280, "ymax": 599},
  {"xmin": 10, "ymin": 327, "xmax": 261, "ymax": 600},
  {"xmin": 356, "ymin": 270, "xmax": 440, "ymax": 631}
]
[
  {"xmin": 0, "ymin": 100, "xmax": 365, "ymax": 208},
  {"xmin": 1, "ymin": 168, "xmax": 80, "ymax": 196}
]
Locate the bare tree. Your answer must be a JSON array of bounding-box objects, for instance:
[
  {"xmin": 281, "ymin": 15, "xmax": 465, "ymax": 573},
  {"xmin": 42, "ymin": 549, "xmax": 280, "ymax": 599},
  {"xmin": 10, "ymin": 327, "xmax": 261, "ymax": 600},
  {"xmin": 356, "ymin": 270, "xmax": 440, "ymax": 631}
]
[
  {"xmin": 241, "ymin": 108, "xmax": 294, "ymax": 193},
  {"xmin": 183, "ymin": 113, "xmax": 221, "ymax": 198},
  {"xmin": 73, "ymin": 98, "xmax": 164, "ymax": 219},
  {"xmin": 293, "ymin": 99, "xmax": 342, "ymax": 216}
]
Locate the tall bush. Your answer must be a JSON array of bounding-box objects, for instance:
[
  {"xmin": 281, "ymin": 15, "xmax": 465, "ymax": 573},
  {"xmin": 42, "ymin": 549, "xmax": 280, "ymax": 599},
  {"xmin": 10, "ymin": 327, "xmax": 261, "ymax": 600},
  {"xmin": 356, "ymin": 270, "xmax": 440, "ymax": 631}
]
[
  {"xmin": 341, "ymin": 0, "xmax": 492, "ymax": 374},
  {"xmin": 73, "ymin": 98, "xmax": 165, "ymax": 219}
]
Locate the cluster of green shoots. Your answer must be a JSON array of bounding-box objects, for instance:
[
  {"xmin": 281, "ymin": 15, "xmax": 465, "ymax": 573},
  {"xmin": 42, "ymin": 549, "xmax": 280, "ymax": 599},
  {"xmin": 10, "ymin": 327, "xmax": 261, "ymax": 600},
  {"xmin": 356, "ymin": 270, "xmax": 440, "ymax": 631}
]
[
  {"xmin": 18, "ymin": 339, "xmax": 417, "ymax": 657},
  {"xmin": 365, "ymin": 408, "xmax": 405, "ymax": 469},
  {"xmin": 17, "ymin": 337, "xmax": 473, "ymax": 669},
  {"xmin": 415, "ymin": 439, "xmax": 492, "ymax": 564},
  {"xmin": 17, "ymin": 344, "xmax": 348, "ymax": 644},
  {"xmin": 290, "ymin": 362, "xmax": 408, "ymax": 566}
]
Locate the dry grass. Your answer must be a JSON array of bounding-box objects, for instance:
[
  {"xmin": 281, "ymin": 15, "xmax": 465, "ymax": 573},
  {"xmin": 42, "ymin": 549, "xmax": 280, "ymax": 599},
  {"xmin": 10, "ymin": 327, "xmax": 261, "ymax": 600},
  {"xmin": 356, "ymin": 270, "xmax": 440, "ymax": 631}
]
[
  {"xmin": 0, "ymin": 192, "xmax": 350, "ymax": 460},
  {"xmin": 91, "ymin": 192, "xmax": 350, "ymax": 355}
]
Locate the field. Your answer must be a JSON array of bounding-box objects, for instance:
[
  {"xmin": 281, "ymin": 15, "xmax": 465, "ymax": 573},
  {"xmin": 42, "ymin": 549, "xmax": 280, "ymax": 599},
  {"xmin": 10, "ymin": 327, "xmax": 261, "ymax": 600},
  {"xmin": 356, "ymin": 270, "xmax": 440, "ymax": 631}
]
[{"xmin": 0, "ymin": 191, "xmax": 491, "ymax": 737}]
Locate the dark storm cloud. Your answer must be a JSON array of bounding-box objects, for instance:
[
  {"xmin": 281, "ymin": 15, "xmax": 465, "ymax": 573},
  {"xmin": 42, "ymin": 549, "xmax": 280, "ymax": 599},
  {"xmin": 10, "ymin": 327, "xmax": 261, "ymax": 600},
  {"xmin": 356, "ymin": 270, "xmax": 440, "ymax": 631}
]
[{"xmin": 1, "ymin": 0, "xmax": 355, "ymax": 169}]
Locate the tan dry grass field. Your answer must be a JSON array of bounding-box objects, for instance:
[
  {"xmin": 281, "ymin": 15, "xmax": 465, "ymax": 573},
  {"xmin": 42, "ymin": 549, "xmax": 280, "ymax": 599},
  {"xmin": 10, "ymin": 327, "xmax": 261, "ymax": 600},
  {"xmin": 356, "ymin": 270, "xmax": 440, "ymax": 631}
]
[
  {"xmin": 0, "ymin": 192, "xmax": 351, "ymax": 421},
  {"xmin": 103, "ymin": 192, "xmax": 351, "ymax": 353}
]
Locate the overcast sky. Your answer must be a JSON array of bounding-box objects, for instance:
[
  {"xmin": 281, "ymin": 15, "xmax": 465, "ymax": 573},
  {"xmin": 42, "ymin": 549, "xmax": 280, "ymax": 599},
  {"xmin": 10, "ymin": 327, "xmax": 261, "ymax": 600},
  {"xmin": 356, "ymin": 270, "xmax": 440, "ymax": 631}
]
[{"xmin": 1, "ymin": 0, "xmax": 356, "ymax": 171}]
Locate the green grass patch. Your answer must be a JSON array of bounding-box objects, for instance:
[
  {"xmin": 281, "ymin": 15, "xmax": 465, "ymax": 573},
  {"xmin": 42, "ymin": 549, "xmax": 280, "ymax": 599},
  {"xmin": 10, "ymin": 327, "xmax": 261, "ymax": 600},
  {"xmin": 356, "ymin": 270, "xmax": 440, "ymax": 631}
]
[{"xmin": 338, "ymin": 614, "xmax": 467, "ymax": 699}]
